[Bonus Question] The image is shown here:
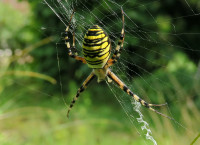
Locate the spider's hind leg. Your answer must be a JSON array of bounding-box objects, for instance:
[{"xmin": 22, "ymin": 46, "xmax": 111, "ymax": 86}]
[
  {"xmin": 107, "ymin": 70, "xmax": 174, "ymax": 120},
  {"xmin": 67, "ymin": 72, "xmax": 96, "ymax": 118}
]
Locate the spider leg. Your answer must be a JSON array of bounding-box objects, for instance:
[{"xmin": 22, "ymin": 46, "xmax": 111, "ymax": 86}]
[
  {"xmin": 65, "ymin": 10, "xmax": 86, "ymax": 64},
  {"xmin": 106, "ymin": 7, "xmax": 125, "ymax": 68},
  {"xmin": 67, "ymin": 72, "xmax": 96, "ymax": 118},
  {"xmin": 107, "ymin": 70, "xmax": 175, "ymax": 120}
]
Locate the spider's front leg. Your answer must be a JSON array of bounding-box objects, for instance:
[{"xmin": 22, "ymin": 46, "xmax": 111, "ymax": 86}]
[
  {"xmin": 106, "ymin": 7, "xmax": 125, "ymax": 68},
  {"xmin": 67, "ymin": 72, "xmax": 96, "ymax": 118},
  {"xmin": 107, "ymin": 70, "xmax": 174, "ymax": 120},
  {"xmin": 65, "ymin": 10, "xmax": 86, "ymax": 64}
]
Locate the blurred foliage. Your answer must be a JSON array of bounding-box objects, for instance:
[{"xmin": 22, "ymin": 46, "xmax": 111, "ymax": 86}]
[{"xmin": 0, "ymin": 0, "xmax": 200, "ymax": 145}]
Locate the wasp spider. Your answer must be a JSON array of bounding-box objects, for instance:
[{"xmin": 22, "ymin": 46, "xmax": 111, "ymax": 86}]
[{"xmin": 65, "ymin": 8, "xmax": 172, "ymax": 120}]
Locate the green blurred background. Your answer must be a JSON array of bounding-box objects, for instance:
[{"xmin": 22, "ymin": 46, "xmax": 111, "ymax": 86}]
[{"xmin": 0, "ymin": 0, "xmax": 200, "ymax": 145}]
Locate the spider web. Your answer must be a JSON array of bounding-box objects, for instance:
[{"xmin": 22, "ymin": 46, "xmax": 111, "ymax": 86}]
[{"xmin": 42, "ymin": 0, "xmax": 200, "ymax": 144}]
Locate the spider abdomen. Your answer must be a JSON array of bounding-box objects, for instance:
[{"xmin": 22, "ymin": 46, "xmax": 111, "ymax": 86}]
[{"xmin": 83, "ymin": 25, "xmax": 111, "ymax": 68}]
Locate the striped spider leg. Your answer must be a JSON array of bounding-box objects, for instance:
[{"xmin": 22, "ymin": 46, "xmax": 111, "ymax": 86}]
[
  {"xmin": 67, "ymin": 72, "xmax": 96, "ymax": 118},
  {"xmin": 65, "ymin": 10, "xmax": 87, "ymax": 64},
  {"xmin": 107, "ymin": 70, "xmax": 174, "ymax": 120},
  {"xmin": 105, "ymin": 7, "xmax": 125, "ymax": 69}
]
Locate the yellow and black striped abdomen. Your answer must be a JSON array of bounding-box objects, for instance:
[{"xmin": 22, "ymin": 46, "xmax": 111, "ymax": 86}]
[{"xmin": 82, "ymin": 25, "xmax": 110, "ymax": 68}]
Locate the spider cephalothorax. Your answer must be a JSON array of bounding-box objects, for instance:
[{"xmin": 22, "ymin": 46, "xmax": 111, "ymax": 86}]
[{"xmin": 65, "ymin": 8, "xmax": 172, "ymax": 120}]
